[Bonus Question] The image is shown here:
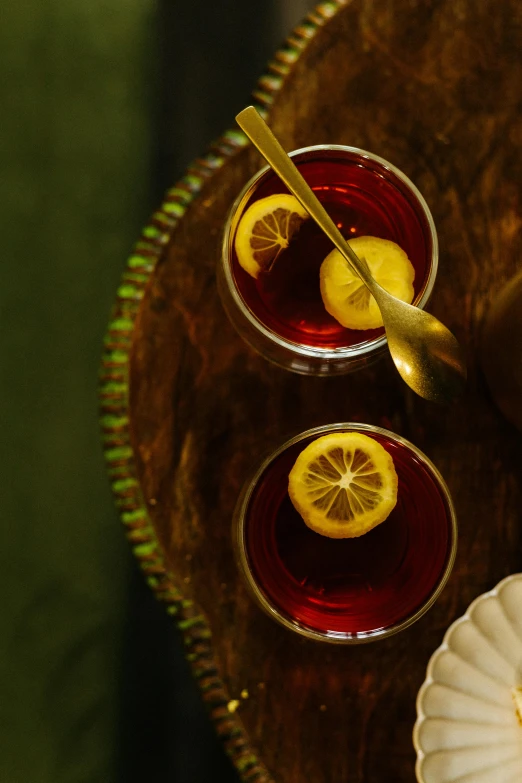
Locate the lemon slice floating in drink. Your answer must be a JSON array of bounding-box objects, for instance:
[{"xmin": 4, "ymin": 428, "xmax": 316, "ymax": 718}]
[
  {"xmin": 320, "ymin": 236, "xmax": 415, "ymax": 330},
  {"xmin": 234, "ymin": 193, "xmax": 308, "ymax": 279},
  {"xmin": 288, "ymin": 432, "xmax": 398, "ymax": 538}
]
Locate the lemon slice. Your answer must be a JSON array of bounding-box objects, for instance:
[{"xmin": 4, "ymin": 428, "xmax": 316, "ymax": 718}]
[
  {"xmin": 234, "ymin": 194, "xmax": 308, "ymax": 279},
  {"xmin": 320, "ymin": 236, "xmax": 415, "ymax": 330},
  {"xmin": 288, "ymin": 432, "xmax": 398, "ymax": 538}
]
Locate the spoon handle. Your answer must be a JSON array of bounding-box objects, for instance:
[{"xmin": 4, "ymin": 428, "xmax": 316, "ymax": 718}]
[{"xmin": 235, "ymin": 106, "xmax": 375, "ymax": 290}]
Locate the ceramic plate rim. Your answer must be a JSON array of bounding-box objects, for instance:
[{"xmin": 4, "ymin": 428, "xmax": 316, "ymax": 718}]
[{"xmin": 413, "ymin": 572, "xmax": 522, "ymax": 782}]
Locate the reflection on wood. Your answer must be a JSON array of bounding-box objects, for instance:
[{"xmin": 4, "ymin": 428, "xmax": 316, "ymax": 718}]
[{"xmin": 481, "ymin": 271, "xmax": 522, "ymax": 433}]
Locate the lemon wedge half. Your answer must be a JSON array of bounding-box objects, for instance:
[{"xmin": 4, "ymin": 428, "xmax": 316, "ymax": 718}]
[
  {"xmin": 320, "ymin": 236, "xmax": 415, "ymax": 330},
  {"xmin": 234, "ymin": 193, "xmax": 308, "ymax": 279}
]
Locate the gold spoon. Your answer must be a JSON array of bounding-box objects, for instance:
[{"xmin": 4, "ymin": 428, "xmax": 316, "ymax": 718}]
[{"xmin": 236, "ymin": 106, "xmax": 466, "ymax": 403}]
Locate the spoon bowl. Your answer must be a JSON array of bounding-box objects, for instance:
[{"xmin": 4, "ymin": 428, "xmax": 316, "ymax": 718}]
[{"xmin": 377, "ymin": 287, "xmax": 466, "ymax": 403}]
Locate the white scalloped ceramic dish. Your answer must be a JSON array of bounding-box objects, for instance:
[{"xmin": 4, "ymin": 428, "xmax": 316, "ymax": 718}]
[{"xmin": 414, "ymin": 574, "xmax": 522, "ymax": 783}]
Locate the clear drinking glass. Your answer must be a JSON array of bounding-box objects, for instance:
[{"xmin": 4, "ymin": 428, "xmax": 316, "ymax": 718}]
[
  {"xmin": 218, "ymin": 145, "xmax": 438, "ymax": 375},
  {"xmin": 232, "ymin": 423, "xmax": 457, "ymax": 644}
]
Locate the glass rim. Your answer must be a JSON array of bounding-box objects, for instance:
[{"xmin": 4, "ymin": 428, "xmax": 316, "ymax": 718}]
[
  {"xmin": 221, "ymin": 144, "xmax": 439, "ymax": 361},
  {"xmin": 233, "ymin": 422, "xmax": 457, "ymax": 644}
]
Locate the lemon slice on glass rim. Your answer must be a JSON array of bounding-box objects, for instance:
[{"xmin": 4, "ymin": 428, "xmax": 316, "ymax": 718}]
[
  {"xmin": 320, "ymin": 236, "xmax": 415, "ymax": 330},
  {"xmin": 288, "ymin": 432, "xmax": 398, "ymax": 539},
  {"xmin": 234, "ymin": 193, "xmax": 308, "ymax": 279}
]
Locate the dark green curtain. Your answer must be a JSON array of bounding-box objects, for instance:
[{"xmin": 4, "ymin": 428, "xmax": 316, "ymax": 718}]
[{"xmin": 0, "ymin": 1, "xmax": 311, "ymax": 781}]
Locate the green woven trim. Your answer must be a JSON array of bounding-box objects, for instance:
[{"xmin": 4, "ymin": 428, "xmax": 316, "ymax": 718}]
[{"xmin": 99, "ymin": 3, "xmax": 346, "ymax": 781}]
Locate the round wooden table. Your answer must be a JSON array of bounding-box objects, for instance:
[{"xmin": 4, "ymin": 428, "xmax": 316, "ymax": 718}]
[{"xmin": 100, "ymin": 1, "xmax": 522, "ymax": 780}]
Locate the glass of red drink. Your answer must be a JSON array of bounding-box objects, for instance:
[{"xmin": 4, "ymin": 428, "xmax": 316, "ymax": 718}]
[
  {"xmin": 218, "ymin": 145, "xmax": 438, "ymax": 375},
  {"xmin": 232, "ymin": 423, "xmax": 457, "ymax": 643}
]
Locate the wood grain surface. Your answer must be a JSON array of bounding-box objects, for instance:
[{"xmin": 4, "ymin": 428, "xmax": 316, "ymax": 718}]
[{"xmin": 127, "ymin": 1, "xmax": 522, "ymax": 780}]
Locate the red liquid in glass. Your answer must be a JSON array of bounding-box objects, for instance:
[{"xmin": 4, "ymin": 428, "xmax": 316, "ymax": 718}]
[
  {"xmin": 231, "ymin": 150, "xmax": 433, "ymax": 348},
  {"xmin": 244, "ymin": 430, "xmax": 453, "ymax": 637}
]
